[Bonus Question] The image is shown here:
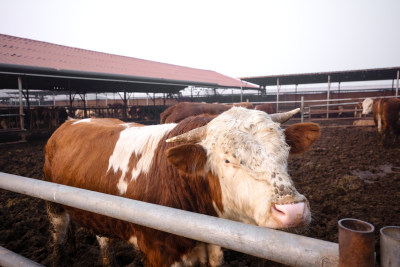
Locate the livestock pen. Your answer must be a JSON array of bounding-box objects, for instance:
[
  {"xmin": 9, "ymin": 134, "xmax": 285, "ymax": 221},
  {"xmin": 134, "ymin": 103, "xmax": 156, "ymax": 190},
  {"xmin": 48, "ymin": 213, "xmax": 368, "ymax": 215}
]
[{"xmin": 1, "ymin": 123, "xmax": 399, "ymax": 266}]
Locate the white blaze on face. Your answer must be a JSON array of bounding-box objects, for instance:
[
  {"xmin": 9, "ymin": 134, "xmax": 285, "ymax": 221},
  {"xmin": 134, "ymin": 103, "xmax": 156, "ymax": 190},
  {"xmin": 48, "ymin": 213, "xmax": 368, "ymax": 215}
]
[
  {"xmin": 362, "ymin": 98, "xmax": 374, "ymax": 115},
  {"xmin": 200, "ymin": 107, "xmax": 306, "ymax": 228},
  {"xmin": 108, "ymin": 123, "xmax": 176, "ymax": 195}
]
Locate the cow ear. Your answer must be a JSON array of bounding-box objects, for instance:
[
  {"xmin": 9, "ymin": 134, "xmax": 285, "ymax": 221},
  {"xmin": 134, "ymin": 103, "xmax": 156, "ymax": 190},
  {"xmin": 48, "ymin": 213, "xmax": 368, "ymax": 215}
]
[
  {"xmin": 166, "ymin": 144, "xmax": 207, "ymax": 174},
  {"xmin": 284, "ymin": 123, "xmax": 320, "ymax": 155}
]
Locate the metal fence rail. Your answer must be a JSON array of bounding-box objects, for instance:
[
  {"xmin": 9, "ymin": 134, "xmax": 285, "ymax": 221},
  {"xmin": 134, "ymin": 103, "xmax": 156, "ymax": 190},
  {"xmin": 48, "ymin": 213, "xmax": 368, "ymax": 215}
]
[
  {"xmin": 0, "ymin": 246, "xmax": 44, "ymax": 267},
  {"xmin": 0, "ymin": 172, "xmax": 339, "ymax": 267}
]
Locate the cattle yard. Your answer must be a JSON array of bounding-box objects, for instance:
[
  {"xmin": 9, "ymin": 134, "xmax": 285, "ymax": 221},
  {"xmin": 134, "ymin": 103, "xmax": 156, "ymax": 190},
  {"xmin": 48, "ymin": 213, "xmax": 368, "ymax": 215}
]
[
  {"xmin": 1, "ymin": 35, "xmax": 400, "ymax": 266},
  {"xmin": 1, "ymin": 88, "xmax": 400, "ymax": 267},
  {"xmin": 1, "ymin": 113, "xmax": 400, "ymax": 266}
]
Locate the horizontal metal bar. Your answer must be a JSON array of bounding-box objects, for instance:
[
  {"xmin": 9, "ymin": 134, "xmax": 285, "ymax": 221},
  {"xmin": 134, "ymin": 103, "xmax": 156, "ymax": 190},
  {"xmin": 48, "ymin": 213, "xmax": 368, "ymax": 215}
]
[
  {"xmin": 0, "ymin": 114, "xmax": 25, "ymax": 117},
  {"xmin": 0, "ymin": 246, "xmax": 44, "ymax": 267},
  {"xmin": 0, "ymin": 172, "xmax": 339, "ymax": 267}
]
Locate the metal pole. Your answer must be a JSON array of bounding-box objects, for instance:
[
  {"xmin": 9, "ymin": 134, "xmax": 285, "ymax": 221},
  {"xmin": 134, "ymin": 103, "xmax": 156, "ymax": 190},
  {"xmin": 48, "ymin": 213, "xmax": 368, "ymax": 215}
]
[
  {"xmin": 396, "ymin": 70, "xmax": 399, "ymax": 97},
  {"xmin": 327, "ymin": 75, "xmax": 331, "ymax": 119},
  {"xmin": 17, "ymin": 77, "xmax": 26, "ymax": 142},
  {"xmin": 276, "ymin": 78, "xmax": 280, "ymax": 112},
  {"xmin": 123, "ymin": 91, "xmax": 127, "ymax": 121},
  {"xmin": 301, "ymin": 96, "xmax": 304, "ymax": 123},
  {"xmin": 0, "ymin": 172, "xmax": 339, "ymax": 267},
  {"xmin": 0, "ymin": 246, "xmax": 44, "ymax": 267},
  {"xmin": 380, "ymin": 226, "xmax": 400, "ymax": 267},
  {"xmin": 240, "ymin": 81, "xmax": 243, "ymax": 103}
]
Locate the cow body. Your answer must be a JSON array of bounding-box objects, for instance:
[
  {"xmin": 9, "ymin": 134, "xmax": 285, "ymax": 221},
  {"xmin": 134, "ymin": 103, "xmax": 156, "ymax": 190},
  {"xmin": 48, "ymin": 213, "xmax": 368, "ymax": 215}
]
[
  {"xmin": 160, "ymin": 102, "xmax": 254, "ymax": 124},
  {"xmin": 44, "ymin": 108, "xmax": 320, "ymax": 266},
  {"xmin": 362, "ymin": 97, "xmax": 400, "ymax": 144},
  {"xmin": 255, "ymin": 103, "xmax": 276, "ymax": 114}
]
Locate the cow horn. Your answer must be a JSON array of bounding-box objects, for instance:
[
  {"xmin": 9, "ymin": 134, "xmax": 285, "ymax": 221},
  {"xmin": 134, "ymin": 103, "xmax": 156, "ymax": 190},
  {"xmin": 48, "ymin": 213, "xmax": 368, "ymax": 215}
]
[
  {"xmin": 166, "ymin": 125, "xmax": 207, "ymax": 143},
  {"xmin": 269, "ymin": 108, "xmax": 300, "ymax": 124}
]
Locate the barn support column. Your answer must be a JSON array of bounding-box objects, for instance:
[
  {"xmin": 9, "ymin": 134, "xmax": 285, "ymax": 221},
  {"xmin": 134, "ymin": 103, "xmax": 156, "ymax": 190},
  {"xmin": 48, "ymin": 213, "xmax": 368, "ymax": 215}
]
[
  {"xmin": 327, "ymin": 75, "xmax": 331, "ymax": 119},
  {"xmin": 17, "ymin": 77, "xmax": 26, "ymax": 142},
  {"xmin": 396, "ymin": 69, "xmax": 399, "ymax": 97},
  {"xmin": 68, "ymin": 81, "xmax": 75, "ymax": 117},
  {"xmin": 295, "ymin": 84, "xmax": 298, "ymax": 108},
  {"xmin": 79, "ymin": 93, "xmax": 87, "ymax": 118},
  {"xmin": 276, "ymin": 78, "xmax": 280, "ymax": 112},
  {"xmin": 240, "ymin": 82, "xmax": 243, "ymax": 103},
  {"xmin": 25, "ymin": 86, "xmax": 30, "ymax": 109},
  {"xmin": 123, "ymin": 91, "xmax": 127, "ymax": 121}
]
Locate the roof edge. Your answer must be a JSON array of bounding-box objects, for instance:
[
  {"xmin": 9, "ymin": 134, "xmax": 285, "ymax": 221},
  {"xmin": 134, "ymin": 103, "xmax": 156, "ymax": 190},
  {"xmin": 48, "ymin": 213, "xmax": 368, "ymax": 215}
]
[{"xmin": 0, "ymin": 63, "xmax": 221, "ymax": 88}]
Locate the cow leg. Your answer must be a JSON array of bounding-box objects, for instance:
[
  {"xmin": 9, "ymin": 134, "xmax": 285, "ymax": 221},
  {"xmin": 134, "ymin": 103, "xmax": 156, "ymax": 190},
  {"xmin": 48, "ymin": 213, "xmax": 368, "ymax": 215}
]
[
  {"xmin": 46, "ymin": 201, "xmax": 70, "ymax": 267},
  {"xmin": 207, "ymin": 244, "xmax": 224, "ymax": 267},
  {"xmin": 96, "ymin": 235, "xmax": 118, "ymax": 267}
]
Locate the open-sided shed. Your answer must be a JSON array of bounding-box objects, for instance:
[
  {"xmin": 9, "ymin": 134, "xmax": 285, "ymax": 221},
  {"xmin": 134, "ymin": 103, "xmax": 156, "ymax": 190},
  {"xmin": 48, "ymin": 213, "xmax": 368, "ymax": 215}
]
[{"xmin": 0, "ymin": 34, "xmax": 257, "ymax": 142}]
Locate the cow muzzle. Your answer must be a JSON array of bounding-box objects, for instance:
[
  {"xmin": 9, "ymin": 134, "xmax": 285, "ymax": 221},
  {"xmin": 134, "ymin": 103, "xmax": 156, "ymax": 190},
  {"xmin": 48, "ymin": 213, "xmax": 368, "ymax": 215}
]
[{"xmin": 271, "ymin": 202, "xmax": 310, "ymax": 228}]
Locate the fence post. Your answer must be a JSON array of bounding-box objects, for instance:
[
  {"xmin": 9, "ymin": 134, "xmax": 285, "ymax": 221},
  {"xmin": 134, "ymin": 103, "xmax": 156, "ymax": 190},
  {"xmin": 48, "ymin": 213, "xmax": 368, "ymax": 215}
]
[
  {"xmin": 17, "ymin": 76, "xmax": 26, "ymax": 142},
  {"xmin": 300, "ymin": 96, "xmax": 304, "ymax": 123}
]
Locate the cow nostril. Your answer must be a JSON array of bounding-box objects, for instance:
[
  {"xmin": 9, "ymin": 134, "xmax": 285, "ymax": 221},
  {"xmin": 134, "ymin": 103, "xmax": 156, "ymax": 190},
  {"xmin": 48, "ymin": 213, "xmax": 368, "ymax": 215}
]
[
  {"xmin": 271, "ymin": 202, "xmax": 307, "ymax": 227},
  {"xmin": 271, "ymin": 204, "xmax": 285, "ymax": 214}
]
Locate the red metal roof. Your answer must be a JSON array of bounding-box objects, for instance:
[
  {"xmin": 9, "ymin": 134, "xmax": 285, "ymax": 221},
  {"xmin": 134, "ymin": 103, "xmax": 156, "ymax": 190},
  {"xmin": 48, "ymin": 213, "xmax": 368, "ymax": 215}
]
[{"xmin": 0, "ymin": 34, "xmax": 257, "ymax": 90}]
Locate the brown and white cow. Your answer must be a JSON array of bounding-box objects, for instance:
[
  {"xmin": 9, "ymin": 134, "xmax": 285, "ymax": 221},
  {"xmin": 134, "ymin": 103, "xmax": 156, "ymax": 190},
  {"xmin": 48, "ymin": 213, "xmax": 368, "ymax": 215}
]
[
  {"xmin": 160, "ymin": 102, "xmax": 254, "ymax": 124},
  {"xmin": 43, "ymin": 107, "xmax": 320, "ymax": 266},
  {"xmin": 362, "ymin": 97, "xmax": 400, "ymax": 144}
]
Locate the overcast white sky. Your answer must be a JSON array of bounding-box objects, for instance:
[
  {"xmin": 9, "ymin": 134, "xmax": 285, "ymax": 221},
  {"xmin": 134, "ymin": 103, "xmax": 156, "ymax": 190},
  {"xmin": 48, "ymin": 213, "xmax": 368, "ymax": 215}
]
[{"xmin": 0, "ymin": 0, "xmax": 399, "ymax": 79}]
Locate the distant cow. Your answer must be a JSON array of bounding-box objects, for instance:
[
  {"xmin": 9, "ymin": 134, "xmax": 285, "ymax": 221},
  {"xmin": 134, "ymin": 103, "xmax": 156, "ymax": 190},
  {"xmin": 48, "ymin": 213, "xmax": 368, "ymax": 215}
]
[
  {"xmin": 160, "ymin": 102, "xmax": 248, "ymax": 124},
  {"xmin": 354, "ymin": 102, "xmax": 363, "ymax": 118},
  {"xmin": 44, "ymin": 107, "xmax": 320, "ymax": 266},
  {"xmin": 255, "ymin": 103, "xmax": 276, "ymax": 114},
  {"xmin": 362, "ymin": 97, "xmax": 400, "ymax": 144}
]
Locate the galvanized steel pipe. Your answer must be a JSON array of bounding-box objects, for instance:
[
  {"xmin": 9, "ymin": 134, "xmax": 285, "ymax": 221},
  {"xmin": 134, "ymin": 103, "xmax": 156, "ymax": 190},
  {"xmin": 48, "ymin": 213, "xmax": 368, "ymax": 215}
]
[
  {"xmin": 0, "ymin": 246, "xmax": 44, "ymax": 267},
  {"xmin": 380, "ymin": 226, "xmax": 400, "ymax": 267},
  {"xmin": 0, "ymin": 172, "xmax": 339, "ymax": 267}
]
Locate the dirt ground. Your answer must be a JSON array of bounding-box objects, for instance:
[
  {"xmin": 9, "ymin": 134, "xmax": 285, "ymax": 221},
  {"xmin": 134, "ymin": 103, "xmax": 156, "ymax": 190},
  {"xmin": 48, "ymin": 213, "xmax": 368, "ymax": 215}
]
[{"xmin": 1, "ymin": 124, "xmax": 400, "ymax": 266}]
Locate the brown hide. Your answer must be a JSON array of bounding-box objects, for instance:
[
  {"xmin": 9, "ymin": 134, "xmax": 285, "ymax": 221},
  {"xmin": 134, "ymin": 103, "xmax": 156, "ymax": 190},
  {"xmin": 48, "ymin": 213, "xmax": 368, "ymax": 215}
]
[
  {"xmin": 372, "ymin": 98, "xmax": 400, "ymax": 144},
  {"xmin": 44, "ymin": 116, "xmax": 223, "ymax": 266},
  {"xmin": 160, "ymin": 102, "xmax": 254, "ymax": 124},
  {"xmin": 255, "ymin": 103, "xmax": 276, "ymax": 114},
  {"xmin": 284, "ymin": 123, "xmax": 321, "ymax": 154}
]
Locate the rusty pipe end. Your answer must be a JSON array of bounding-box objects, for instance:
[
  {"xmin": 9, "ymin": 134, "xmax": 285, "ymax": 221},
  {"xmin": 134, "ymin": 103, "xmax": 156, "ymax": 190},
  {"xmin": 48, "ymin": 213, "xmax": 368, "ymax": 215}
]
[{"xmin": 338, "ymin": 218, "xmax": 375, "ymax": 267}]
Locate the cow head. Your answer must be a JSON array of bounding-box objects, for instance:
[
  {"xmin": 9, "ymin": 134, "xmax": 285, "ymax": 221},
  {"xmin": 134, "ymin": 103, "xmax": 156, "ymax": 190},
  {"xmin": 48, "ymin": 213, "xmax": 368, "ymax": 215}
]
[
  {"xmin": 166, "ymin": 107, "xmax": 320, "ymax": 229},
  {"xmin": 362, "ymin": 98, "xmax": 374, "ymax": 115}
]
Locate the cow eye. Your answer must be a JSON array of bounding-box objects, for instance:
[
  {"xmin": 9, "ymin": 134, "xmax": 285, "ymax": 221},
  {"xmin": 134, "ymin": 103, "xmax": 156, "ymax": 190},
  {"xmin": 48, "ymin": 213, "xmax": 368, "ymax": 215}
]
[{"xmin": 225, "ymin": 159, "xmax": 230, "ymax": 164}]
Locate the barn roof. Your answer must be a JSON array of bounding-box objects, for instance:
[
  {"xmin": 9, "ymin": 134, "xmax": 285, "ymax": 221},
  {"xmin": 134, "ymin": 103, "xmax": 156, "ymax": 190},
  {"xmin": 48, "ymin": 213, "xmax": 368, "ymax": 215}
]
[
  {"xmin": 240, "ymin": 67, "xmax": 400, "ymax": 87},
  {"xmin": 0, "ymin": 34, "xmax": 257, "ymax": 93}
]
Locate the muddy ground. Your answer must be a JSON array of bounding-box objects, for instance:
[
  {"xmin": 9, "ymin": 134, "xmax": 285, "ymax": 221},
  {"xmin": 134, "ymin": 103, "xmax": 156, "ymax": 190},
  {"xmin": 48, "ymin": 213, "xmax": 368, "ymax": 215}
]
[{"xmin": 1, "ymin": 125, "xmax": 400, "ymax": 266}]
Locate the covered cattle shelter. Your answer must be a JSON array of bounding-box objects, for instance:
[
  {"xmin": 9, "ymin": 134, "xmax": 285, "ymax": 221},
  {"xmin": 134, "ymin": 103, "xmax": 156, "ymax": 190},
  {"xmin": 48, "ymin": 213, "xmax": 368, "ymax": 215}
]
[
  {"xmin": 240, "ymin": 67, "xmax": 400, "ymax": 112},
  {"xmin": 0, "ymin": 34, "xmax": 257, "ymax": 142}
]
